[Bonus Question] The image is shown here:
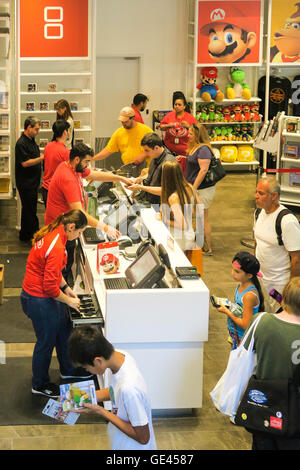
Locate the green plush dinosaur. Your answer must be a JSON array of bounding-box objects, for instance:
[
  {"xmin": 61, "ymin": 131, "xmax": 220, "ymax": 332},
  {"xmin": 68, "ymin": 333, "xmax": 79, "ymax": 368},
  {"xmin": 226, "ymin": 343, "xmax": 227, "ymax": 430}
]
[{"xmin": 226, "ymin": 68, "xmax": 251, "ymax": 100}]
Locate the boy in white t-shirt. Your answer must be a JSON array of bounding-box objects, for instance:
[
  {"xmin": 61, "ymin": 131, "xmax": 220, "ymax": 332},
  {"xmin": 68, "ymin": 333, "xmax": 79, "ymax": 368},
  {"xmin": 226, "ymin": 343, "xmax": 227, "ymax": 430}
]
[{"xmin": 67, "ymin": 325, "xmax": 157, "ymax": 450}]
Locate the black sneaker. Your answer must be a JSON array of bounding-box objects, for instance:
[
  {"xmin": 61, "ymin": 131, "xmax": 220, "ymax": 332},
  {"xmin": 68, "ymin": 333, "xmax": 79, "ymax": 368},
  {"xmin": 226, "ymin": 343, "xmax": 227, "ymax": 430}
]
[{"xmin": 32, "ymin": 382, "xmax": 60, "ymax": 398}]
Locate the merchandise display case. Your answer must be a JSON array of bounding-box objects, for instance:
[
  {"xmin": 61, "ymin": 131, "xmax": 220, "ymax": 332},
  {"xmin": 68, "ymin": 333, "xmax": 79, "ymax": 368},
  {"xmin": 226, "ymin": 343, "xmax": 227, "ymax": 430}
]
[
  {"xmin": 186, "ymin": 0, "xmax": 263, "ymax": 170},
  {"xmin": 16, "ymin": 0, "xmax": 96, "ymax": 151},
  {"xmin": 0, "ymin": 0, "xmax": 13, "ymax": 199},
  {"xmin": 276, "ymin": 114, "xmax": 300, "ymax": 207}
]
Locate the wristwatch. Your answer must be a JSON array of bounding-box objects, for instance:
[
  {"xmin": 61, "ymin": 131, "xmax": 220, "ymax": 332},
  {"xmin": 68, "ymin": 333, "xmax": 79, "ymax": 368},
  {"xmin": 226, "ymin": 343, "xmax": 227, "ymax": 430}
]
[{"xmin": 61, "ymin": 284, "xmax": 68, "ymax": 293}]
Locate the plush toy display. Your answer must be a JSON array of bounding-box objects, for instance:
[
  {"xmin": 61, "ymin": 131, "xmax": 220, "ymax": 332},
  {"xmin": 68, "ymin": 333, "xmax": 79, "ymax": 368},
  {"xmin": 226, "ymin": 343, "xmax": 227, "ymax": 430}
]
[
  {"xmin": 237, "ymin": 145, "xmax": 254, "ymax": 162},
  {"xmin": 220, "ymin": 145, "xmax": 238, "ymax": 163},
  {"xmin": 197, "ymin": 67, "xmax": 224, "ymax": 103},
  {"xmin": 226, "ymin": 68, "xmax": 251, "ymax": 100}
]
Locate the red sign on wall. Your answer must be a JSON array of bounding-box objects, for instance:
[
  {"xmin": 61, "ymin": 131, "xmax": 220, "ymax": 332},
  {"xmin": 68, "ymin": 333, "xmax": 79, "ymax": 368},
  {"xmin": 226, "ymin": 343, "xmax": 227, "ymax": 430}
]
[{"xmin": 20, "ymin": 0, "xmax": 89, "ymax": 57}]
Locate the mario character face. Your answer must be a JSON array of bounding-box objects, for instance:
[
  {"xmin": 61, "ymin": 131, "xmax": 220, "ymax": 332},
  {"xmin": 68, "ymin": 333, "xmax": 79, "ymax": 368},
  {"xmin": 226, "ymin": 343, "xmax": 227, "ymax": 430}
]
[
  {"xmin": 207, "ymin": 24, "xmax": 256, "ymax": 64},
  {"xmin": 199, "ymin": 4, "xmax": 259, "ymax": 64},
  {"xmin": 200, "ymin": 67, "xmax": 217, "ymax": 86},
  {"xmin": 100, "ymin": 253, "xmax": 119, "ymax": 274},
  {"xmin": 273, "ymin": 3, "xmax": 300, "ymax": 60}
]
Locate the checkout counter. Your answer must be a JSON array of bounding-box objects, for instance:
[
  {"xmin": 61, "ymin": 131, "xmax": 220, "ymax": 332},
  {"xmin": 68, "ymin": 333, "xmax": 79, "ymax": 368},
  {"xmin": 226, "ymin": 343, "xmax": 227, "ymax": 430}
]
[{"xmin": 72, "ymin": 181, "xmax": 209, "ymax": 410}]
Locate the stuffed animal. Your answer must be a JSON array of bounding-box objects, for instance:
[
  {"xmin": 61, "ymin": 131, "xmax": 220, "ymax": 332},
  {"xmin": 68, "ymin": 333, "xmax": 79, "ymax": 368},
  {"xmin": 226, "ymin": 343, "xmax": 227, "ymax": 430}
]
[
  {"xmin": 197, "ymin": 105, "xmax": 209, "ymax": 123},
  {"xmin": 197, "ymin": 67, "xmax": 224, "ymax": 103},
  {"xmin": 232, "ymin": 104, "xmax": 244, "ymax": 122},
  {"xmin": 250, "ymin": 103, "xmax": 260, "ymax": 121},
  {"xmin": 208, "ymin": 103, "xmax": 217, "ymax": 121},
  {"xmin": 215, "ymin": 106, "xmax": 224, "ymax": 122},
  {"xmin": 226, "ymin": 68, "xmax": 251, "ymax": 100},
  {"xmin": 222, "ymin": 105, "xmax": 233, "ymax": 122},
  {"xmin": 242, "ymin": 104, "xmax": 251, "ymax": 122}
]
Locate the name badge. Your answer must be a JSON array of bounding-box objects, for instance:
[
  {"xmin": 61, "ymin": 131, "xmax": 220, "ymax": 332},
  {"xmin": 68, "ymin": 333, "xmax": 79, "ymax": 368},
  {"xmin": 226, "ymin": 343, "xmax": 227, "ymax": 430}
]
[{"xmin": 174, "ymin": 137, "xmax": 179, "ymax": 144}]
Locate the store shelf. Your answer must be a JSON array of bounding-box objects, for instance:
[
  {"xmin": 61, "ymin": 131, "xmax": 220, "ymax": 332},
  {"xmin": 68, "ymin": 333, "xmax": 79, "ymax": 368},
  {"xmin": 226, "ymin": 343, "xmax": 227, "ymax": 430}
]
[
  {"xmin": 20, "ymin": 72, "xmax": 92, "ymax": 77},
  {"xmin": 202, "ymin": 120, "xmax": 261, "ymax": 126},
  {"xmin": 280, "ymin": 185, "xmax": 300, "ymax": 194},
  {"xmin": 221, "ymin": 160, "xmax": 260, "ymax": 166},
  {"xmin": 39, "ymin": 127, "xmax": 92, "ymax": 133},
  {"xmin": 190, "ymin": 97, "xmax": 262, "ymax": 104},
  {"xmin": 21, "ymin": 90, "xmax": 92, "ymax": 95},
  {"xmin": 283, "ymin": 131, "xmax": 300, "ymax": 138},
  {"xmin": 20, "ymin": 108, "xmax": 91, "ymax": 114},
  {"xmin": 211, "ymin": 140, "xmax": 254, "ymax": 145},
  {"xmin": 281, "ymin": 157, "xmax": 300, "ymax": 163}
]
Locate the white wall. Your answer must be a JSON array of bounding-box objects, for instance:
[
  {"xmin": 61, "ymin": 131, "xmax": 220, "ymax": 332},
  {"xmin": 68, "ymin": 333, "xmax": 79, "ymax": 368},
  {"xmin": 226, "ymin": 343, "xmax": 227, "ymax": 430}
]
[{"xmin": 95, "ymin": 0, "xmax": 188, "ymax": 129}]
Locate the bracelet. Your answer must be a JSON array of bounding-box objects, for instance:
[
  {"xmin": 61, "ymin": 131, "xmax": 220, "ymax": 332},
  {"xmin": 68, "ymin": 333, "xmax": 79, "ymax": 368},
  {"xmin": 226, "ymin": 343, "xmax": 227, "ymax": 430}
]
[{"xmin": 61, "ymin": 284, "xmax": 68, "ymax": 293}]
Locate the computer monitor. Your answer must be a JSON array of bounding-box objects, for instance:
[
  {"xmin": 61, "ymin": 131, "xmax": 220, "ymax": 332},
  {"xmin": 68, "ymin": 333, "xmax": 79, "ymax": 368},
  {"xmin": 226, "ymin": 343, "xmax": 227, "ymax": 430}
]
[
  {"xmin": 125, "ymin": 245, "xmax": 165, "ymax": 289},
  {"xmin": 104, "ymin": 201, "xmax": 139, "ymax": 239}
]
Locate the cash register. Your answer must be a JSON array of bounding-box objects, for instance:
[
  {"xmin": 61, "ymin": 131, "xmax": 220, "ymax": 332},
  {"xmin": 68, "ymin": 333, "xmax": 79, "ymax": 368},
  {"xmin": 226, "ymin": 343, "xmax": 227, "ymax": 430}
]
[{"xmin": 68, "ymin": 294, "xmax": 104, "ymax": 327}]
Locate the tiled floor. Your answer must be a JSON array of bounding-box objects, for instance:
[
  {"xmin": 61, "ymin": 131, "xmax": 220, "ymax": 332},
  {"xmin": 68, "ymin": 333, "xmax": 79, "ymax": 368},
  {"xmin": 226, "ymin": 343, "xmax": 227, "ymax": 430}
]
[{"xmin": 0, "ymin": 172, "xmax": 285, "ymax": 450}]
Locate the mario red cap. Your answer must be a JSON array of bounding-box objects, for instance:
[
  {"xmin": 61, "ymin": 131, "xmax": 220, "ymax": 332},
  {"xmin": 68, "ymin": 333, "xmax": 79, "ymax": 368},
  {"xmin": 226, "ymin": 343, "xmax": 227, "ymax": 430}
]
[
  {"xmin": 199, "ymin": 3, "xmax": 259, "ymax": 36},
  {"xmin": 100, "ymin": 253, "xmax": 117, "ymax": 265},
  {"xmin": 201, "ymin": 66, "xmax": 218, "ymax": 79}
]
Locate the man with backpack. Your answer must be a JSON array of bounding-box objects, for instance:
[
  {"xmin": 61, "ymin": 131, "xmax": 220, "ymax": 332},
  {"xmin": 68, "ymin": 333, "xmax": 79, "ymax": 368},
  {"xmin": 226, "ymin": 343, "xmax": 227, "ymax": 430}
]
[{"xmin": 254, "ymin": 176, "xmax": 300, "ymax": 313}]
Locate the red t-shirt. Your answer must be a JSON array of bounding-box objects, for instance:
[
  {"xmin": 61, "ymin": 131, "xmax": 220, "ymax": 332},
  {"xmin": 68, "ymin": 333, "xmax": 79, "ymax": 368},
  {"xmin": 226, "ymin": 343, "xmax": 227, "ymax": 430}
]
[
  {"xmin": 133, "ymin": 105, "xmax": 144, "ymax": 124},
  {"xmin": 22, "ymin": 225, "xmax": 67, "ymax": 298},
  {"xmin": 45, "ymin": 161, "xmax": 91, "ymax": 225},
  {"xmin": 160, "ymin": 111, "xmax": 197, "ymax": 156},
  {"xmin": 42, "ymin": 140, "xmax": 70, "ymax": 190}
]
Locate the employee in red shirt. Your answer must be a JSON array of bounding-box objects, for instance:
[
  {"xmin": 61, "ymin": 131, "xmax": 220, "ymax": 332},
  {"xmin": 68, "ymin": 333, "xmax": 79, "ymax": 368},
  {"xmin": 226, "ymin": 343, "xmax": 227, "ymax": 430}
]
[
  {"xmin": 41, "ymin": 120, "xmax": 70, "ymax": 207},
  {"xmin": 131, "ymin": 93, "xmax": 149, "ymax": 124},
  {"xmin": 21, "ymin": 209, "xmax": 92, "ymax": 398},
  {"xmin": 158, "ymin": 92, "xmax": 197, "ymax": 156},
  {"xmin": 45, "ymin": 142, "xmax": 131, "ymax": 282}
]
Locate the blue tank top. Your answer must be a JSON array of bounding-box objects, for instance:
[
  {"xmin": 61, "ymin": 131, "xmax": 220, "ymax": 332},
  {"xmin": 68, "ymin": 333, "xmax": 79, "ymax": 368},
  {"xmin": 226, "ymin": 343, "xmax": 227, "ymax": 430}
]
[{"xmin": 227, "ymin": 285, "xmax": 260, "ymax": 339}]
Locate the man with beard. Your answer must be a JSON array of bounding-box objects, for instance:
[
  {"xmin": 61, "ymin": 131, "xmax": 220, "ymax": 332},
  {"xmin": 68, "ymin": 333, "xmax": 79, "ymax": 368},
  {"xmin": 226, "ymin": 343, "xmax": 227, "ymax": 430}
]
[
  {"xmin": 131, "ymin": 93, "xmax": 149, "ymax": 124},
  {"xmin": 45, "ymin": 143, "xmax": 131, "ymax": 282},
  {"xmin": 199, "ymin": 4, "xmax": 258, "ymax": 64}
]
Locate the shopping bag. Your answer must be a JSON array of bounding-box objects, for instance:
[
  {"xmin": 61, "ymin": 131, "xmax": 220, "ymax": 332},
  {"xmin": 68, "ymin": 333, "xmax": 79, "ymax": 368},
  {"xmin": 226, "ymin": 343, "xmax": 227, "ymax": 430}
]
[{"xmin": 210, "ymin": 312, "xmax": 266, "ymax": 418}]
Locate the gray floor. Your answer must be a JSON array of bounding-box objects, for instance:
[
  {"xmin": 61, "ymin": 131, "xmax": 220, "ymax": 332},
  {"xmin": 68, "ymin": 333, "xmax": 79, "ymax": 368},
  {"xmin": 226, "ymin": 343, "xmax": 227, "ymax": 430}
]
[{"xmin": 0, "ymin": 172, "xmax": 288, "ymax": 450}]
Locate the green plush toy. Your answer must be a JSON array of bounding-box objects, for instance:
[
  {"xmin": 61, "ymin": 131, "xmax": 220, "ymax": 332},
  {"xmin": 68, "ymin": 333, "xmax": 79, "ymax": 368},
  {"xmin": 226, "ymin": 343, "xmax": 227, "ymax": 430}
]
[{"xmin": 226, "ymin": 68, "xmax": 251, "ymax": 100}]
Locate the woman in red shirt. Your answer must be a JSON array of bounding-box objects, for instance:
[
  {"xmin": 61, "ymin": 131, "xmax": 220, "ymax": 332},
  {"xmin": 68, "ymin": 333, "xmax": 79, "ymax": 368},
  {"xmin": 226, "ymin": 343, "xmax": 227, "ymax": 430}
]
[
  {"xmin": 21, "ymin": 209, "xmax": 91, "ymax": 398},
  {"xmin": 159, "ymin": 92, "xmax": 197, "ymax": 156}
]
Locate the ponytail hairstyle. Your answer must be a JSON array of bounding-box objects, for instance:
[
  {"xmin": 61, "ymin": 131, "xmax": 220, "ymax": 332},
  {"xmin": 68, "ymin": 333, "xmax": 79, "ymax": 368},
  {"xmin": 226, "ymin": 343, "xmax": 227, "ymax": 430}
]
[
  {"xmin": 251, "ymin": 275, "xmax": 265, "ymax": 312},
  {"xmin": 32, "ymin": 210, "xmax": 87, "ymax": 244}
]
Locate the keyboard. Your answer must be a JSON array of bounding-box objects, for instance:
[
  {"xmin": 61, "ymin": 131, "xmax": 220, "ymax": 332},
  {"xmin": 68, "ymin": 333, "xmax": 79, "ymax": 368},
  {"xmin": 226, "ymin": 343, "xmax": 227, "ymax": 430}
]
[
  {"xmin": 83, "ymin": 227, "xmax": 105, "ymax": 244},
  {"xmin": 104, "ymin": 277, "xmax": 130, "ymax": 290}
]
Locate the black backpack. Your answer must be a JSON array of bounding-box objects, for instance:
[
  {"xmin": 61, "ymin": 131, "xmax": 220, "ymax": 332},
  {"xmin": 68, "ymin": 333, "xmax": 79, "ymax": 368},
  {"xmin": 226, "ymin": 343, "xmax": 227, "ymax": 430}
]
[{"xmin": 255, "ymin": 208, "xmax": 300, "ymax": 246}]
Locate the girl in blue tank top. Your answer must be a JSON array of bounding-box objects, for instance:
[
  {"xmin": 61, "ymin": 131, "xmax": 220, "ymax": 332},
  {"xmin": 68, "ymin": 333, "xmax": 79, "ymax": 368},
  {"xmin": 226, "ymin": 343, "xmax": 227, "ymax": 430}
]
[{"xmin": 217, "ymin": 251, "xmax": 265, "ymax": 349}]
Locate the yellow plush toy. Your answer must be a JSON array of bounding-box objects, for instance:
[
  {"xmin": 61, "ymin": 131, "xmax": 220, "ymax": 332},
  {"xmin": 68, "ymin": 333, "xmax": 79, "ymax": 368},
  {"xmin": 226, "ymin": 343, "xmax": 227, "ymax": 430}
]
[
  {"xmin": 237, "ymin": 145, "xmax": 254, "ymax": 162},
  {"xmin": 220, "ymin": 145, "xmax": 238, "ymax": 163}
]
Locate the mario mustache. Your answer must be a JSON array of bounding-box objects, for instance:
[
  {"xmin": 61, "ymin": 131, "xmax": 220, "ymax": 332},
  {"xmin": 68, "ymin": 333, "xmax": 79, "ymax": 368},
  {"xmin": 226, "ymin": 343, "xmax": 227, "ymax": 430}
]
[{"xmin": 209, "ymin": 41, "xmax": 238, "ymax": 57}]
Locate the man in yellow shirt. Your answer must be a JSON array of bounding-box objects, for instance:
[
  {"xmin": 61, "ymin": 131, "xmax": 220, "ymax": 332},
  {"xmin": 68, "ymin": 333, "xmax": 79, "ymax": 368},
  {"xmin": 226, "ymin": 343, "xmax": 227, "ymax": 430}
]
[{"xmin": 92, "ymin": 107, "xmax": 153, "ymax": 168}]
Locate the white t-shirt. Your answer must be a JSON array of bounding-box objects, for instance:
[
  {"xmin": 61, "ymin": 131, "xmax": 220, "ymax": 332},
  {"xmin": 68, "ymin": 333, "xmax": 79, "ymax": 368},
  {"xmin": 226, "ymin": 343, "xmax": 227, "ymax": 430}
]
[
  {"xmin": 107, "ymin": 351, "xmax": 157, "ymax": 451},
  {"xmin": 254, "ymin": 205, "xmax": 300, "ymax": 293}
]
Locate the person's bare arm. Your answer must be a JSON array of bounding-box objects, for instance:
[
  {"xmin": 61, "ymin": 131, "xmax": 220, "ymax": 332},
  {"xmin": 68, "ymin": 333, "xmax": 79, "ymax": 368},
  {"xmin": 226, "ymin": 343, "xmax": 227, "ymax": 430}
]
[
  {"xmin": 92, "ymin": 148, "xmax": 111, "ymax": 162},
  {"xmin": 290, "ymin": 251, "xmax": 300, "ymax": 278}
]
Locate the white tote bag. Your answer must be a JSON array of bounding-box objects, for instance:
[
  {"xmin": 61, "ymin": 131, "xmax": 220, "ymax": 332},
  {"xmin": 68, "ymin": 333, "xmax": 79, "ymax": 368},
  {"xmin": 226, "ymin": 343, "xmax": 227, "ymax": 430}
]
[{"xmin": 210, "ymin": 312, "xmax": 266, "ymax": 418}]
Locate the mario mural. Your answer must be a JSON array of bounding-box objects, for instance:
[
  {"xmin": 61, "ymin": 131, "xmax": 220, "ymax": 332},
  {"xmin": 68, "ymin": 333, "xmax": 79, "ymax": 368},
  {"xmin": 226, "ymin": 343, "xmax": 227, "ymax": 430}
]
[
  {"xmin": 271, "ymin": 1, "xmax": 300, "ymax": 63},
  {"xmin": 197, "ymin": 1, "xmax": 262, "ymax": 65}
]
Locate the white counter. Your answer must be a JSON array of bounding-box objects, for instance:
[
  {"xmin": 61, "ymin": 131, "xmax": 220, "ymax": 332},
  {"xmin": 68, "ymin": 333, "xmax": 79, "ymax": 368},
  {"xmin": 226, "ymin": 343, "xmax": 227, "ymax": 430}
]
[{"xmin": 80, "ymin": 205, "xmax": 209, "ymax": 409}]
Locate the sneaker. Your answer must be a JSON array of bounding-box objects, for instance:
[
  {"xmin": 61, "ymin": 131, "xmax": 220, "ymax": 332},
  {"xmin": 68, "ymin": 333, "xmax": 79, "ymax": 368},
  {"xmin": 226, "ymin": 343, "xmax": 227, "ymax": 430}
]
[
  {"xmin": 32, "ymin": 382, "xmax": 60, "ymax": 398},
  {"xmin": 60, "ymin": 371, "xmax": 93, "ymax": 380}
]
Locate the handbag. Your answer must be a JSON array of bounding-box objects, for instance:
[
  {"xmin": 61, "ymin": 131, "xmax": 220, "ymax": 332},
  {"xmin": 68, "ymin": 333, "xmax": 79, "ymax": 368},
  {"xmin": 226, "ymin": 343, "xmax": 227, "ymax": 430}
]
[
  {"xmin": 210, "ymin": 312, "xmax": 266, "ymax": 418},
  {"xmin": 200, "ymin": 156, "xmax": 226, "ymax": 189},
  {"xmin": 234, "ymin": 365, "xmax": 300, "ymax": 437}
]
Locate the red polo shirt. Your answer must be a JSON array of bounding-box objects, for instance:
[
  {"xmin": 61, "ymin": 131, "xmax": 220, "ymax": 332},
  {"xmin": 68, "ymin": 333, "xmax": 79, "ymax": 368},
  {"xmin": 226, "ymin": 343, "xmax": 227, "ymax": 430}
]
[
  {"xmin": 42, "ymin": 140, "xmax": 70, "ymax": 190},
  {"xmin": 45, "ymin": 161, "xmax": 91, "ymax": 225},
  {"xmin": 160, "ymin": 111, "xmax": 198, "ymax": 156},
  {"xmin": 133, "ymin": 105, "xmax": 144, "ymax": 124},
  {"xmin": 22, "ymin": 224, "xmax": 68, "ymax": 298}
]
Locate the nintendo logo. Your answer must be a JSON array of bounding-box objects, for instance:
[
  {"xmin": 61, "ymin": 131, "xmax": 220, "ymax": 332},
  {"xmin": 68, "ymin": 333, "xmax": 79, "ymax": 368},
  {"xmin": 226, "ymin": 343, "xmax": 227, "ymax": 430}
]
[
  {"xmin": 210, "ymin": 8, "xmax": 226, "ymax": 21},
  {"xmin": 44, "ymin": 7, "xmax": 64, "ymax": 40}
]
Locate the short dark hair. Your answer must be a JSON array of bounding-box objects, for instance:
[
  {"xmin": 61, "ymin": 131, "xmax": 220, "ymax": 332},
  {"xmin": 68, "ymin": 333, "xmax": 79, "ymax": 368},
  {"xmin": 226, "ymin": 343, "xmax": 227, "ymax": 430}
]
[
  {"xmin": 69, "ymin": 143, "xmax": 94, "ymax": 161},
  {"xmin": 141, "ymin": 132, "xmax": 163, "ymax": 149},
  {"xmin": 133, "ymin": 93, "xmax": 148, "ymax": 106},
  {"xmin": 52, "ymin": 119, "xmax": 70, "ymax": 141},
  {"xmin": 68, "ymin": 325, "xmax": 115, "ymax": 366},
  {"xmin": 24, "ymin": 117, "xmax": 40, "ymax": 130}
]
